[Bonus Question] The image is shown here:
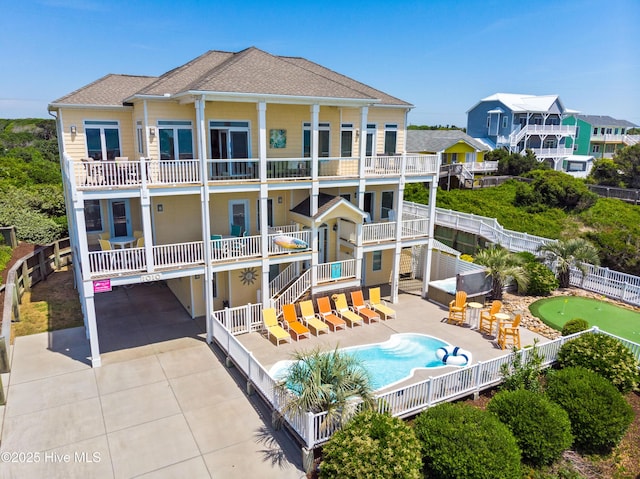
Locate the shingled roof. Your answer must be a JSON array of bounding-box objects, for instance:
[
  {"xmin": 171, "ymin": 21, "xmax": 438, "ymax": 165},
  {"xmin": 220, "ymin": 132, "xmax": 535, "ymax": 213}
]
[
  {"xmin": 576, "ymin": 114, "xmax": 637, "ymax": 128},
  {"xmin": 406, "ymin": 130, "xmax": 489, "ymax": 153},
  {"xmin": 50, "ymin": 74, "xmax": 156, "ymax": 106},
  {"xmin": 50, "ymin": 47, "xmax": 411, "ymax": 108}
]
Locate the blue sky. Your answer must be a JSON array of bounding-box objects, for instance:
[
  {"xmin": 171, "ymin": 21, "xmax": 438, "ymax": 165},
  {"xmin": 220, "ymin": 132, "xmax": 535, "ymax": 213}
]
[{"xmin": 2, "ymin": 0, "xmax": 639, "ymax": 127}]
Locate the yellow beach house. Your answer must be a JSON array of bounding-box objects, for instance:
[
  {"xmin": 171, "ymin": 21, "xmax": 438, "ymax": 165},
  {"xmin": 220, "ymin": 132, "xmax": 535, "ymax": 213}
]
[{"xmin": 49, "ymin": 47, "xmax": 440, "ymax": 366}]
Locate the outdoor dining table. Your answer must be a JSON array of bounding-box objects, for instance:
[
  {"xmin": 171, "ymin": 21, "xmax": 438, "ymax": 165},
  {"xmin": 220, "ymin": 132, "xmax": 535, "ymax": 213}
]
[
  {"xmin": 110, "ymin": 235, "xmax": 136, "ymax": 249},
  {"xmin": 467, "ymin": 302, "xmax": 484, "ymax": 329}
]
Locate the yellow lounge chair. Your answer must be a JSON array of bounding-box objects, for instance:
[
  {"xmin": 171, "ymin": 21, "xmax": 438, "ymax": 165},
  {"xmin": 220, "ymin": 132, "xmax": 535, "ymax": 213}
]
[
  {"xmin": 447, "ymin": 291, "xmax": 468, "ymax": 326},
  {"xmin": 262, "ymin": 308, "xmax": 291, "ymax": 346},
  {"xmin": 350, "ymin": 290, "xmax": 380, "ymax": 323},
  {"xmin": 368, "ymin": 287, "xmax": 396, "ymax": 320},
  {"xmin": 282, "ymin": 303, "xmax": 310, "ymax": 341},
  {"xmin": 316, "ymin": 297, "xmax": 347, "ymax": 331},
  {"xmin": 497, "ymin": 314, "xmax": 522, "ymax": 350},
  {"xmin": 479, "ymin": 300, "xmax": 503, "ymax": 336},
  {"xmin": 332, "ymin": 293, "xmax": 363, "ymax": 328},
  {"xmin": 298, "ymin": 300, "xmax": 330, "ymax": 336}
]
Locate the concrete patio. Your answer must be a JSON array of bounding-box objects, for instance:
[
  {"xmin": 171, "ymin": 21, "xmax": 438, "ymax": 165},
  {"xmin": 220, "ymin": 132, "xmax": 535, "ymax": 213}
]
[
  {"xmin": 0, "ymin": 282, "xmax": 306, "ymax": 479},
  {"xmin": 0, "ymin": 281, "xmax": 547, "ymax": 478}
]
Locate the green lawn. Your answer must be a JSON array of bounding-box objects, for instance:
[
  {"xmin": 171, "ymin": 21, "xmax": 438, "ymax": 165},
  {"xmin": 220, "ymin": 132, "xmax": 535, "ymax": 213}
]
[{"xmin": 529, "ymin": 296, "xmax": 640, "ymax": 342}]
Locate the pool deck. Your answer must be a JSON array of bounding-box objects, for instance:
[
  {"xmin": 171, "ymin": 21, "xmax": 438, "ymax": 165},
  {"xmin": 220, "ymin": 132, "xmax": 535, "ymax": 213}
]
[{"xmin": 237, "ymin": 293, "xmax": 548, "ymax": 394}]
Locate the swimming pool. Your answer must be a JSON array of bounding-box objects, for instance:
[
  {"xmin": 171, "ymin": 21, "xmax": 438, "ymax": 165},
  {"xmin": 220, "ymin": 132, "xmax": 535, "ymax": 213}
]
[{"xmin": 269, "ymin": 333, "xmax": 472, "ymax": 391}]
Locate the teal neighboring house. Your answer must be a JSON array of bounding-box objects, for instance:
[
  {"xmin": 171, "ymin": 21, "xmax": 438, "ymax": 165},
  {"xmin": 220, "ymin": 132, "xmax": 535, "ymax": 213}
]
[{"xmin": 563, "ymin": 114, "xmax": 637, "ymax": 158}]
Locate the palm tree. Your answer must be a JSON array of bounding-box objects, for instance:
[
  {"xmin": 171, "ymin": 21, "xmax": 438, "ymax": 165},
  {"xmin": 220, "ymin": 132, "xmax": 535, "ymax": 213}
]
[
  {"xmin": 538, "ymin": 238, "xmax": 600, "ymax": 288},
  {"xmin": 474, "ymin": 245, "xmax": 529, "ymax": 300},
  {"xmin": 275, "ymin": 346, "xmax": 375, "ymax": 431}
]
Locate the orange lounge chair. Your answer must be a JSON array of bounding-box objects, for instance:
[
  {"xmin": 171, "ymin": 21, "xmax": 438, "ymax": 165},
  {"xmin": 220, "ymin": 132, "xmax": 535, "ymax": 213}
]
[
  {"xmin": 316, "ymin": 297, "xmax": 347, "ymax": 331},
  {"xmin": 478, "ymin": 300, "xmax": 503, "ymax": 336},
  {"xmin": 332, "ymin": 293, "xmax": 363, "ymax": 328},
  {"xmin": 298, "ymin": 300, "xmax": 330, "ymax": 336},
  {"xmin": 368, "ymin": 287, "xmax": 396, "ymax": 320},
  {"xmin": 497, "ymin": 314, "xmax": 522, "ymax": 350},
  {"xmin": 262, "ymin": 308, "xmax": 291, "ymax": 346},
  {"xmin": 447, "ymin": 291, "xmax": 467, "ymax": 326},
  {"xmin": 350, "ymin": 290, "xmax": 380, "ymax": 323},
  {"xmin": 282, "ymin": 303, "xmax": 310, "ymax": 341}
]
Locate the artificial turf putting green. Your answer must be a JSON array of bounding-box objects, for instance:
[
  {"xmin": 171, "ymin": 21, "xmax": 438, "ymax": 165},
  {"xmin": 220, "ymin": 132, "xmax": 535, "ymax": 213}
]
[{"xmin": 529, "ymin": 296, "xmax": 640, "ymax": 342}]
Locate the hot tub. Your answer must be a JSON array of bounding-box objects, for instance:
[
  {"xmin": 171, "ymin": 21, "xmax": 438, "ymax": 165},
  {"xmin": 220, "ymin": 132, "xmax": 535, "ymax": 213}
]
[{"xmin": 428, "ymin": 277, "xmax": 457, "ymax": 306}]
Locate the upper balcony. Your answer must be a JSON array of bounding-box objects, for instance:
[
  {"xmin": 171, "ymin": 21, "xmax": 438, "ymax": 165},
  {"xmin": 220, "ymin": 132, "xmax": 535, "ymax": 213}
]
[{"xmin": 67, "ymin": 154, "xmax": 439, "ymax": 192}]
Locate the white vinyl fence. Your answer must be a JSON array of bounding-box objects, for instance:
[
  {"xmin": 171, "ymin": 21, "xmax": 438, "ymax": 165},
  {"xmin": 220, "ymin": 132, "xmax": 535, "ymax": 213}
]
[
  {"xmin": 410, "ymin": 202, "xmax": 640, "ymax": 307},
  {"xmin": 210, "ymin": 302, "xmax": 640, "ymax": 449}
]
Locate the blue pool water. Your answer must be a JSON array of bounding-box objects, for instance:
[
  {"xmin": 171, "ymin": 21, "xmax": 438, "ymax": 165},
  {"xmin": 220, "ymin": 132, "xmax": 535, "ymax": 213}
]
[{"xmin": 269, "ymin": 333, "xmax": 465, "ymax": 391}]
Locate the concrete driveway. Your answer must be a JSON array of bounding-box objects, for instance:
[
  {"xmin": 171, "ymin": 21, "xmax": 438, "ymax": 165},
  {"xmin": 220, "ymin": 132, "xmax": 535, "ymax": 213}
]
[{"xmin": 0, "ymin": 282, "xmax": 306, "ymax": 479}]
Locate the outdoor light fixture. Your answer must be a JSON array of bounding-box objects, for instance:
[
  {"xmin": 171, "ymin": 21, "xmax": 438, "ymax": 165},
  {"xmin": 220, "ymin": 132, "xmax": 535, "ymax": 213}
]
[
  {"xmin": 157, "ymin": 204, "xmax": 163, "ymax": 212},
  {"xmin": 333, "ymin": 223, "xmax": 338, "ymax": 232},
  {"xmin": 70, "ymin": 125, "xmax": 77, "ymax": 134},
  {"xmin": 149, "ymin": 127, "xmax": 156, "ymax": 137}
]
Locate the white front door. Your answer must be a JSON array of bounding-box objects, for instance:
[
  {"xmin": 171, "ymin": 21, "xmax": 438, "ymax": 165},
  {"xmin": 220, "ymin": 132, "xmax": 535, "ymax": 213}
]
[{"xmin": 318, "ymin": 225, "xmax": 328, "ymax": 264}]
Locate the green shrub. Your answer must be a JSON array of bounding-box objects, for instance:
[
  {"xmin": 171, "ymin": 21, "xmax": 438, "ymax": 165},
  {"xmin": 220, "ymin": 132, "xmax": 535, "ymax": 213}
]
[
  {"xmin": 545, "ymin": 367, "xmax": 634, "ymax": 454},
  {"xmin": 500, "ymin": 341, "xmax": 544, "ymax": 392},
  {"xmin": 561, "ymin": 318, "xmax": 589, "ymax": 336},
  {"xmin": 523, "ymin": 262, "xmax": 558, "ymax": 296},
  {"xmin": 319, "ymin": 410, "xmax": 422, "ymax": 479},
  {"xmin": 487, "ymin": 389, "xmax": 573, "ymax": 467},
  {"xmin": 557, "ymin": 332, "xmax": 640, "ymax": 393},
  {"xmin": 414, "ymin": 402, "xmax": 521, "ymax": 479}
]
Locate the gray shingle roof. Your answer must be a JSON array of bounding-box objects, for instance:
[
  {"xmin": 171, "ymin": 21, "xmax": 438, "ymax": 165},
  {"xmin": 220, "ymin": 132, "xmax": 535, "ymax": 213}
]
[
  {"xmin": 50, "ymin": 47, "xmax": 411, "ymax": 108},
  {"xmin": 50, "ymin": 74, "xmax": 156, "ymax": 106},
  {"xmin": 406, "ymin": 130, "xmax": 489, "ymax": 153},
  {"xmin": 576, "ymin": 115, "xmax": 637, "ymax": 128}
]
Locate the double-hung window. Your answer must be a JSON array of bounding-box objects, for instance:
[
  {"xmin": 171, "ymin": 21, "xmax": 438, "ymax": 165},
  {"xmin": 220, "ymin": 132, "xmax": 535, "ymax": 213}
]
[
  {"xmin": 303, "ymin": 122, "xmax": 330, "ymax": 157},
  {"xmin": 381, "ymin": 191, "xmax": 394, "ymax": 220},
  {"xmin": 383, "ymin": 124, "xmax": 397, "ymax": 155},
  {"xmin": 158, "ymin": 120, "xmax": 194, "ymax": 160},
  {"xmin": 84, "ymin": 200, "xmax": 103, "ymax": 232},
  {"xmin": 85, "ymin": 120, "xmax": 121, "ymax": 161},
  {"xmin": 372, "ymin": 251, "xmax": 382, "ymax": 271},
  {"xmin": 340, "ymin": 123, "xmax": 353, "ymax": 157}
]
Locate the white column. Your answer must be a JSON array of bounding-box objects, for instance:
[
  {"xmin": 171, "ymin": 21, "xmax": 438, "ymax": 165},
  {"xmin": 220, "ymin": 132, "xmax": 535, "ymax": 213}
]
[
  {"xmin": 422, "ymin": 172, "xmax": 439, "ymax": 299},
  {"xmin": 196, "ymin": 98, "xmax": 213, "ymax": 343},
  {"xmin": 83, "ymin": 281, "xmax": 101, "ymax": 367},
  {"xmin": 72, "ymin": 195, "xmax": 91, "ymax": 279},
  {"xmin": 141, "ymin": 194, "xmax": 154, "ymax": 272},
  {"xmin": 390, "ymin": 176, "xmax": 405, "ymax": 304},
  {"xmin": 357, "ymin": 106, "xmax": 368, "ymax": 210},
  {"xmin": 310, "ymin": 104, "xmax": 319, "ymax": 216},
  {"xmin": 258, "ymin": 102, "xmax": 267, "ymax": 182}
]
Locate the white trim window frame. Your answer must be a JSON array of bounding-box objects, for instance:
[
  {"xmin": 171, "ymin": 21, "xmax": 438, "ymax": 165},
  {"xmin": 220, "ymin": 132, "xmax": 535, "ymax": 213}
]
[
  {"xmin": 158, "ymin": 120, "xmax": 194, "ymax": 161},
  {"xmin": 229, "ymin": 199, "xmax": 249, "ymax": 235},
  {"xmin": 383, "ymin": 124, "xmax": 398, "ymax": 155},
  {"xmin": 365, "ymin": 123, "xmax": 377, "ymax": 157},
  {"xmin": 340, "ymin": 123, "xmax": 354, "ymax": 158},
  {"xmin": 84, "ymin": 120, "xmax": 121, "ymax": 161},
  {"xmin": 303, "ymin": 122, "xmax": 330, "ymax": 158}
]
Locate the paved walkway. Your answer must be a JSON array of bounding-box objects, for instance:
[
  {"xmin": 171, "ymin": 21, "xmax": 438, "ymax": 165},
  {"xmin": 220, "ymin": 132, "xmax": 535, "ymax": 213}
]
[
  {"xmin": 0, "ymin": 283, "xmax": 306, "ymax": 479},
  {"xmin": 0, "ymin": 281, "xmax": 548, "ymax": 478}
]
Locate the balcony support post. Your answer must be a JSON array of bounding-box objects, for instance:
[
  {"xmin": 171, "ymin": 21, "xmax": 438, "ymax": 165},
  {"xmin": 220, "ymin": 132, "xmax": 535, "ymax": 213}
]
[
  {"xmin": 422, "ymin": 174, "xmax": 439, "ymax": 299},
  {"xmin": 357, "ymin": 106, "xmax": 368, "ymax": 211},
  {"xmin": 196, "ymin": 97, "xmax": 213, "ymax": 344},
  {"xmin": 82, "ymin": 281, "xmax": 101, "ymax": 367}
]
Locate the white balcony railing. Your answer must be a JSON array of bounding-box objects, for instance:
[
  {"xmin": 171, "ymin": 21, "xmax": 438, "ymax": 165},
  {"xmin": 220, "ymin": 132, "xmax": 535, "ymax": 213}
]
[
  {"xmin": 521, "ymin": 124, "xmax": 576, "ymax": 136},
  {"xmin": 71, "ymin": 153, "xmax": 439, "ymax": 190},
  {"xmin": 153, "ymin": 241, "xmax": 204, "ymax": 268},
  {"xmin": 88, "ymin": 247, "xmax": 146, "ymax": 275},
  {"xmin": 529, "ymin": 147, "xmax": 573, "ymax": 158},
  {"xmin": 362, "ymin": 222, "xmax": 396, "ymax": 243},
  {"xmin": 210, "ymin": 235, "xmax": 261, "ymax": 262},
  {"xmin": 146, "ymin": 159, "xmax": 201, "ymax": 185},
  {"xmin": 401, "ymin": 217, "xmax": 429, "ymax": 238},
  {"xmin": 317, "ymin": 259, "xmax": 356, "ymax": 283},
  {"xmin": 206, "ymin": 159, "xmax": 259, "ymax": 181},
  {"xmin": 318, "ymin": 157, "xmax": 359, "ymax": 177},
  {"xmin": 267, "ymin": 231, "xmax": 312, "ymax": 255}
]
